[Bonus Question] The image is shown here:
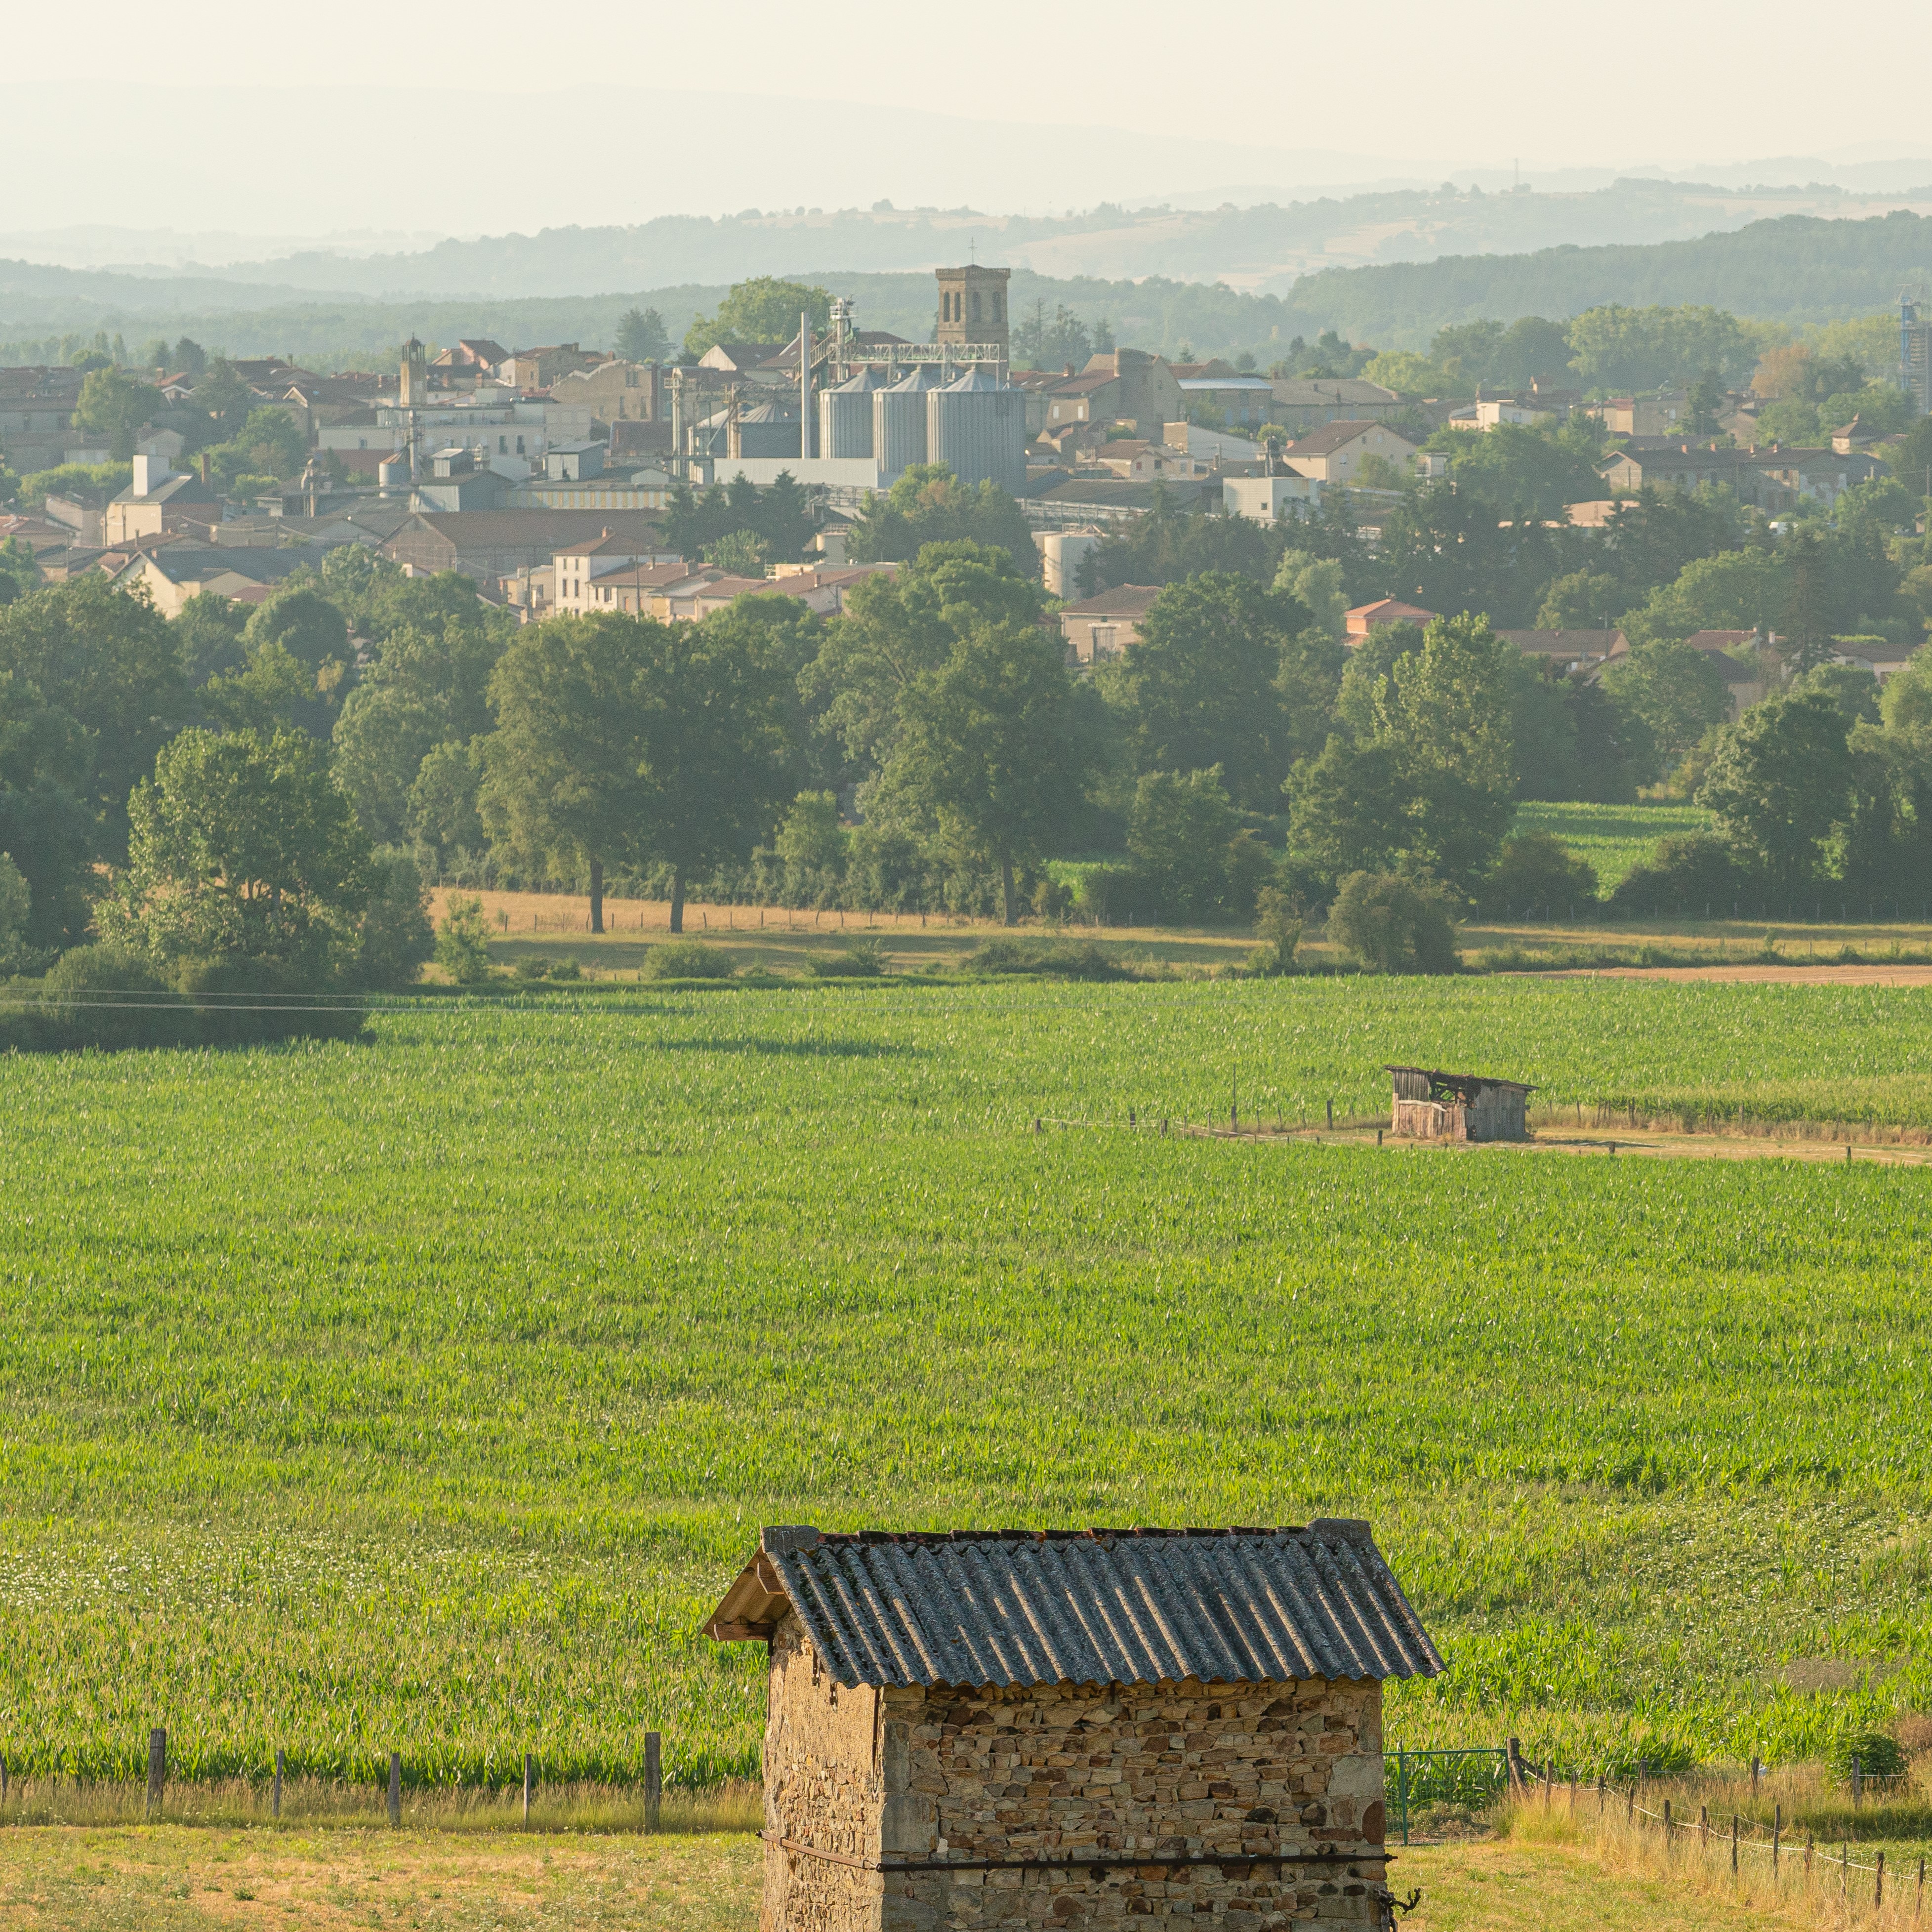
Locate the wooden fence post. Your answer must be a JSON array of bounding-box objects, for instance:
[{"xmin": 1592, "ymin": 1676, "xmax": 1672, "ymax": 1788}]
[
  {"xmin": 645, "ymin": 1732, "xmax": 662, "ymax": 1832},
  {"xmin": 1699, "ymin": 1804, "xmax": 1708, "ymax": 1849},
  {"xmin": 388, "ymin": 1753, "xmax": 401, "ymax": 1828},
  {"xmin": 523, "ymin": 1752, "xmax": 533, "ymax": 1829},
  {"xmin": 1878, "ymin": 1850, "xmax": 1886, "ymax": 1908},
  {"xmin": 1772, "ymin": 1804, "xmax": 1780, "ymax": 1875},
  {"xmin": 1597, "ymin": 1774, "xmax": 1605, "ymax": 1815},
  {"xmin": 273, "ymin": 1749, "xmax": 283, "ymax": 1820},
  {"xmin": 1852, "ymin": 1756, "xmax": 1862, "ymax": 1806},
  {"xmin": 1751, "ymin": 1755, "xmax": 1760, "ymax": 1796},
  {"xmin": 1, "ymin": 1752, "xmax": 7, "ymax": 1803},
  {"xmin": 1543, "ymin": 1758, "xmax": 1552, "ymax": 1809},
  {"xmin": 147, "ymin": 1727, "xmax": 166, "ymax": 1816},
  {"xmin": 1663, "ymin": 1798, "xmax": 1672, "ymax": 1849},
  {"xmin": 1731, "ymin": 1815, "xmax": 1739, "ymax": 1874}
]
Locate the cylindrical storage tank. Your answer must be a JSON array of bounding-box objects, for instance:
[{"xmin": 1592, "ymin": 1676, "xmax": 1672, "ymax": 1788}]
[
  {"xmin": 820, "ymin": 369, "xmax": 880, "ymax": 459},
  {"xmin": 873, "ymin": 366, "xmax": 940, "ymax": 477},
  {"xmin": 927, "ymin": 370, "xmax": 1028, "ymax": 495},
  {"xmin": 737, "ymin": 401, "xmax": 801, "ymax": 459}
]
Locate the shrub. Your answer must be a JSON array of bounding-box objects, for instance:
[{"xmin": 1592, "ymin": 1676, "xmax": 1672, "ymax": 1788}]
[
  {"xmin": 962, "ymin": 938, "xmax": 1128, "ymax": 981},
  {"xmin": 0, "ymin": 853, "xmax": 31, "ymax": 973},
  {"xmin": 642, "ymin": 939, "xmax": 735, "ymax": 980},
  {"xmin": 807, "ymin": 938, "xmax": 887, "ymax": 979},
  {"xmin": 1247, "ymin": 885, "xmax": 1302, "ymax": 977},
  {"xmin": 1070, "ymin": 864, "xmax": 1144, "ymax": 926},
  {"xmin": 1608, "ymin": 833, "xmax": 1745, "ymax": 917},
  {"xmin": 513, "ymin": 955, "xmax": 583, "ymax": 982},
  {"xmin": 435, "ymin": 894, "xmax": 494, "ymax": 985},
  {"xmin": 1476, "ymin": 833, "xmax": 1599, "ymax": 919},
  {"xmin": 1030, "ymin": 874, "xmax": 1074, "ymax": 920},
  {"xmin": 1826, "ymin": 1731, "xmax": 1907, "ymax": 1782},
  {"xmin": 356, "ymin": 847, "xmax": 434, "ymax": 991},
  {"xmin": 1328, "ymin": 871, "xmax": 1460, "ymax": 975}
]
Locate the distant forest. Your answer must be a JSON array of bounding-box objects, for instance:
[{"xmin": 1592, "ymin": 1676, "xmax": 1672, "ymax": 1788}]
[{"xmin": 5, "ymin": 208, "xmax": 1932, "ymax": 369}]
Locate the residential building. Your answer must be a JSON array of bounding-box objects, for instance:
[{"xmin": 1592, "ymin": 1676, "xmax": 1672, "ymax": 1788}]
[
  {"xmin": 560, "ymin": 560, "xmax": 697, "ymax": 615},
  {"xmin": 765, "ymin": 562, "xmax": 900, "ymax": 616},
  {"xmin": 1684, "ymin": 630, "xmax": 1773, "ymax": 718},
  {"xmin": 1346, "ymin": 598, "xmax": 1438, "ymax": 638},
  {"xmin": 1176, "ymin": 370, "xmax": 1278, "ymax": 429},
  {"xmin": 100, "ymin": 455, "xmax": 220, "ymax": 546},
  {"xmin": 1032, "ymin": 350, "xmax": 1182, "ymax": 439},
  {"xmin": 1588, "ymin": 393, "xmax": 1687, "ymax": 437},
  {"xmin": 1286, "ymin": 420, "xmax": 1420, "ymax": 485},
  {"xmin": 547, "ymin": 358, "xmax": 662, "ymax": 431},
  {"xmin": 381, "ymin": 509, "xmax": 670, "ymax": 582},
  {"xmin": 1058, "ymin": 583, "xmax": 1161, "ymax": 666},
  {"xmin": 431, "ymin": 338, "xmax": 510, "ymax": 377},
  {"xmin": 698, "ymin": 342, "xmax": 785, "ymax": 379},
  {"xmin": 1221, "ymin": 471, "xmax": 1321, "ymax": 520},
  {"xmin": 105, "ymin": 543, "xmax": 324, "ymax": 617},
  {"xmin": 494, "ymin": 343, "xmax": 603, "ymax": 389},
  {"xmin": 0, "ymin": 367, "xmax": 82, "ymax": 472},
  {"xmin": 1085, "ymin": 438, "xmax": 1201, "ymax": 481},
  {"xmin": 552, "ymin": 532, "xmax": 688, "ymax": 613},
  {"xmin": 1596, "ymin": 441, "xmax": 1887, "ymax": 510},
  {"xmin": 1497, "ymin": 629, "xmax": 1629, "ymax": 674},
  {"xmin": 1266, "ymin": 376, "xmax": 1402, "ymax": 431}
]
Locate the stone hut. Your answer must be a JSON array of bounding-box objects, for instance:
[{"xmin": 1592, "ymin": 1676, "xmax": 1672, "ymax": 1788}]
[
  {"xmin": 1386, "ymin": 1066, "xmax": 1532, "ymax": 1143},
  {"xmin": 702, "ymin": 1520, "xmax": 1442, "ymax": 1932}
]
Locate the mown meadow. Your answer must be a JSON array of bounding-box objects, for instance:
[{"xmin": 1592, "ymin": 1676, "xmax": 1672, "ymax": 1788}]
[{"xmin": 0, "ymin": 974, "xmax": 1929, "ymax": 1796}]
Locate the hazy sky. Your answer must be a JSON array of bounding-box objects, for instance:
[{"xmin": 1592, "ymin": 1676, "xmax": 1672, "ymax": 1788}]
[{"xmin": 5, "ymin": 0, "xmax": 1931, "ymax": 245}]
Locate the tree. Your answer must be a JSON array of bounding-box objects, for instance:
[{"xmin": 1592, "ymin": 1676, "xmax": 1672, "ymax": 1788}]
[
  {"xmin": 1127, "ymin": 767, "xmax": 1242, "ymax": 923},
  {"xmin": 664, "ymin": 472, "xmax": 813, "ymax": 564},
  {"xmin": 615, "ymin": 307, "xmax": 671, "ymax": 363},
  {"xmin": 1535, "ymin": 571, "xmax": 1622, "ymax": 629},
  {"xmin": 1370, "ymin": 613, "xmax": 1518, "ymax": 891},
  {"xmin": 0, "ymin": 851, "xmax": 30, "ymax": 972},
  {"xmin": 1475, "ymin": 832, "xmax": 1599, "ymax": 917},
  {"xmin": 846, "ymin": 466, "xmax": 1036, "ymax": 573},
  {"xmin": 406, "ymin": 740, "xmax": 486, "ymax": 863},
  {"xmin": 480, "ymin": 615, "xmax": 659, "ymax": 934},
  {"xmin": 0, "ymin": 575, "xmax": 184, "ymax": 859},
  {"xmin": 100, "ymin": 727, "xmax": 373, "ymax": 986},
  {"xmin": 1696, "ymin": 691, "xmax": 1854, "ymax": 893},
  {"xmin": 890, "ymin": 617, "xmax": 1093, "ymax": 926},
  {"xmin": 1781, "ymin": 529, "xmax": 1830, "ymax": 675},
  {"xmin": 802, "ymin": 540, "xmax": 1043, "ymax": 778},
  {"xmin": 1328, "ymin": 871, "xmax": 1460, "ymax": 974},
  {"xmin": 1285, "ymin": 736, "xmax": 1408, "ymax": 898},
  {"xmin": 171, "ymin": 337, "xmax": 207, "ymax": 377},
  {"xmin": 683, "ymin": 278, "xmax": 831, "ymax": 358},
  {"xmin": 192, "ymin": 359, "xmax": 251, "ymax": 436},
  {"xmin": 627, "ymin": 596, "xmax": 815, "ymax": 932},
  {"xmin": 0, "ymin": 662, "xmax": 95, "ymax": 952},
  {"xmin": 331, "ymin": 610, "xmax": 509, "ymax": 843},
  {"xmin": 1564, "ymin": 304, "xmax": 1755, "ymax": 390},
  {"xmin": 1430, "ymin": 418, "xmax": 1604, "ymax": 520},
  {"xmin": 1095, "ymin": 573, "xmax": 1311, "ymax": 811},
  {"xmin": 174, "ymin": 592, "xmax": 251, "ymax": 685},
  {"xmin": 1273, "ymin": 550, "xmax": 1347, "ymax": 641},
  {"xmin": 73, "ymin": 366, "xmax": 160, "ymax": 460},
  {"xmin": 1622, "ymin": 547, "xmax": 1787, "ymax": 647},
  {"xmin": 203, "ymin": 587, "xmax": 358, "ymax": 737}
]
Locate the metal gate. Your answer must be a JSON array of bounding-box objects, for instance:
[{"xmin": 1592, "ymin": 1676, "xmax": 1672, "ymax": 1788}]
[{"xmin": 1383, "ymin": 1747, "xmax": 1509, "ymax": 1844}]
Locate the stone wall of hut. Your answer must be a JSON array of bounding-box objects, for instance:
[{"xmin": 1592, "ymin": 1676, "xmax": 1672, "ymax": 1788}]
[{"xmin": 760, "ymin": 1613, "xmax": 1391, "ymax": 1932}]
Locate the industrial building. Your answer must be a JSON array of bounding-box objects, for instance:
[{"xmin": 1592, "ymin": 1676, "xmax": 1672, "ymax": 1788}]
[{"xmin": 668, "ymin": 269, "xmax": 1027, "ymax": 498}]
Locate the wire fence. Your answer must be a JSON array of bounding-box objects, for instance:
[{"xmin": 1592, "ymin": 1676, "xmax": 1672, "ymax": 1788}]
[{"xmin": 1518, "ymin": 1754, "xmax": 1930, "ymax": 1916}]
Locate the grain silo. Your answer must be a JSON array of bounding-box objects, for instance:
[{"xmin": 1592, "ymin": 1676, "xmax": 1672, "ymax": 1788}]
[
  {"xmin": 736, "ymin": 400, "xmax": 803, "ymax": 459},
  {"xmin": 820, "ymin": 369, "xmax": 882, "ymax": 459},
  {"xmin": 927, "ymin": 368, "xmax": 1027, "ymax": 494},
  {"xmin": 873, "ymin": 365, "xmax": 941, "ymax": 477}
]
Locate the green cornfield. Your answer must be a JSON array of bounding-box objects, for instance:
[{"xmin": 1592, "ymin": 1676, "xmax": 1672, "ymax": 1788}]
[{"xmin": 1, "ymin": 975, "xmax": 1929, "ymax": 1792}]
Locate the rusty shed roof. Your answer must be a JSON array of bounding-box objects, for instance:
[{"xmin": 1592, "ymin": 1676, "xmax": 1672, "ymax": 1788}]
[
  {"xmin": 702, "ymin": 1521, "xmax": 1442, "ymax": 1689},
  {"xmin": 1387, "ymin": 1065, "xmax": 1535, "ymax": 1099}
]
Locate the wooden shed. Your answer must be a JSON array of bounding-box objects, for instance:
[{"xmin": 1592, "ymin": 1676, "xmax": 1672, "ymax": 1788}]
[
  {"xmin": 1386, "ymin": 1065, "xmax": 1533, "ymax": 1143},
  {"xmin": 703, "ymin": 1520, "xmax": 1443, "ymax": 1932}
]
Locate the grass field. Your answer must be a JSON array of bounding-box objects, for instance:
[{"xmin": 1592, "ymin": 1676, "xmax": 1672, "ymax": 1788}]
[
  {"xmin": 1, "ymin": 975, "xmax": 1930, "ymax": 1809},
  {"xmin": 1510, "ymin": 801, "xmax": 1708, "ymax": 891}
]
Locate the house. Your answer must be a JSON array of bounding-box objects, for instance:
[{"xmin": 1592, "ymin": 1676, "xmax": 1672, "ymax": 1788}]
[
  {"xmin": 495, "ymin": 343, "xmax": 603, "ymax": 389},
  {"xmin": 1832, "ymin": 415, "xmax": 1886, "ymax": 456},
  {"xmin": 560, "ymin": 560, "xmax": 701, "ymax": 616},
  {"xmin": 1684, "ymin": 631, "xmax": 1773, "ymax": 718},
  {"xmin": 1266, "ymin": 378, "xmax": 1402, "ymax": 432},
  {"xmin": 380, "ymin": 509, "xmax": 670, "ymax": 582},
  {"xmin": 431, "ymin": 338, "xmax": 511, "ymax": 377},
  {"xmin": 1035, "ymin": 350, "xmax": 1182, "ymax": 439},
  {"xmin": 1176, "ymin": 370, "xmax": 1279, "ymax": 429},
  {"xmin": 552, "ymin": 532, "xmax": 687, "ymax": 613},
  {"xmin": 1596, "ymin": 442, "xmax": 1887, "ymax": 511},
  {"xmin": 1222, "ymin": 473, "xmax": 1321, "ymax": 521},
  {"xmin": 1087, "ymin": 439, "xmax": 1200, "ymax": 481},
  {"xmin": 1562, "ymin": 500, "xmax": 1623, "ymax": 529},
  {"xmin": 1388, "ymin": 1066, "xmax": 1533, "ymax": 1142},
  {"xmin": 1286, "ymin": 421, "xmax": 1419, "ymax": 485},
  {"xmin": 412, "ymin": 449, "xmax": 513, "ymax": 513},
  {"xmin": 100, "ymin": 456, "xmax": 219, "ymax": 546},
  {"xmin": 1496, "ymin": 629, "xmax": 1629, "ymax": 674},
  {"xmin": 547, "ymin": 358, "xmax": 663, "ymax": 430},
  {"xmin": 703, "ymin": 1520, "xmax": 1438, "ymax": 1932},
  {"xmin": 1588, "ymin": 394, "xmax": 1686, "ymax": 437},
  {"xmin": 766, "ymin": 561, "xmax": 901, "ymax": 617},
  {"xmin": 1058, "ymin": 583, "xmax": 1162, "ymax": 666},
  {"xmin": 1345, "ymin": 598, "xmax": 1437, "ymax": 639},
  {"xmin": 106, "ymin": 544, "xmax": 324, "ymax": 618},
  {"xmin": 1470, "ymin": 382, "xmax": 1580, "ymax": 431},
  {"xmin": 699, "ymin": 342, "xmax": 786, "ymax": 379}
]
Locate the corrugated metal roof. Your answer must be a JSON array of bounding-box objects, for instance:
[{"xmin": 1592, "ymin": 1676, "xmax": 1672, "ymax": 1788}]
[{"xmin": 704, "ymin": 1522, "xmax": 1441, "ymax": 1689}]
